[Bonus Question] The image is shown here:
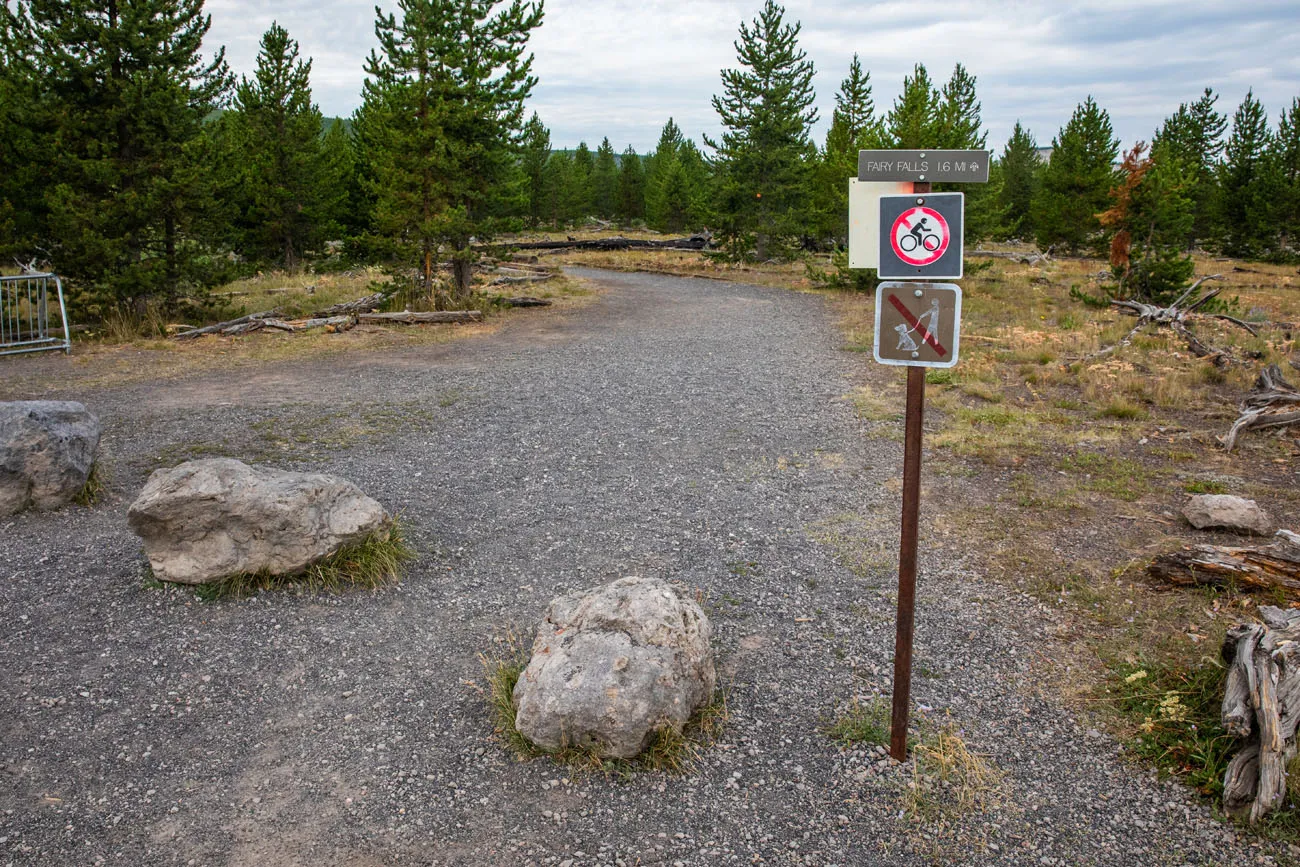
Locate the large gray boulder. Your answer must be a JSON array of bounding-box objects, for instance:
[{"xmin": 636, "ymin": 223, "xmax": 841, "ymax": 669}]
[
  {"xmin": 0, "ymin": 400, "xmax": 101, "ymax": 515},
  {"xmin": 513, "ymin": 576, "xmax": 716, "ymax": 759},
  {"xmin": 1183, "ymin": 494, "xmax": 1275, "ymax": 536},
  {"xmin": 127, "ymin": 458, "xmax": 390, "ymax": 585}
]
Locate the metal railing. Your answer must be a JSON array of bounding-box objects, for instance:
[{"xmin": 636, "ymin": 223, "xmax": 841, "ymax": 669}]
[{"xmin": 0, "ymin": 272, "xmax": 71, "ymax": 356}]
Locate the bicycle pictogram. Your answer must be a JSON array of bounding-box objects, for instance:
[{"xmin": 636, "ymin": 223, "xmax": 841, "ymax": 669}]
[{"xmin": 889, "ymin": 205, "xmax": 950, "ymax": 267}]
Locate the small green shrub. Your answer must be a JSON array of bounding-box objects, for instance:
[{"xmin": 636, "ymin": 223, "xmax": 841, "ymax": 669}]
[
  {"xmin": 825, "ymin": 697, "xmax": 890, "ymax": 747},
  {"xmin": 1184, "ymin": 479, "xmax": 1228, "ymax": 495},
  {"xmin": 73, "ymin": 462, "xmax": 106, "ymax": 507}
]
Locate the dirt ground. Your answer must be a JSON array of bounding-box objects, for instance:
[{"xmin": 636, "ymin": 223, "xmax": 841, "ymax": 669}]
[{"xmin": 0, "ymin": 265, "xmax": 1295, "ymax": 866}]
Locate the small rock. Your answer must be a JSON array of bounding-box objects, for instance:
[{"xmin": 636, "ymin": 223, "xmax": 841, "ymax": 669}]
[
  {"xmin": 0, "ymin": 401, "xmax": 100, "ymax": 515},
  {"xmin": 513, "ymin": 576, "xmax": 716, "ymax": 759},
  {"xmin": 1182, "ymin": 494, "xmax": 1274, "ymax": 536},
  {"xmin": 127, "ymin": 458, "xmax": 390, "ymax": 584}
]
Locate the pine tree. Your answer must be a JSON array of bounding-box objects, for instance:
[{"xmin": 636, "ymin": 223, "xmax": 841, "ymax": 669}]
[
  {"xmin": 591, "ymin": 138, "xmax": 618, "ymax": 219},
  {"xmin": 1274, "ymin": 98, "xmax": 1300, "ymax": 253},
  {"xmin": 1218, "ymin": 90, "xmax": 1274, "ymax": 258},
  {"xmin": 644, "ymin": 118, "xmax": 685, "ymax": 230},
  {"xmin": 616, "ymin": 147, "xmax": 645, "ymax": 223},
  {"xmin": 1098, "ymin": 143, "xmax": 1195, "ymax": 303},
  {"xmin": 226, "ymin": 23, "xmax": 328, "ymax": 271},
  {"xmin": 997, "ymin": 122, "xmax": 1040, "ymax": 240},
  {"xmin": 883, "ymin": 64, "xmax": 939, "ymax": 149},
  {"xmin": 359, "ymin": 0, "xmax": 543, "ymax": 302},
  {"xmin": 1153, "ymin": 88, "xmax": 1227, "ymax": 248},
  {"xmin": 934, "ymin": 63, "xmax": 985, "ymax": 150},
  {"xmin": 706, "ymin": 0, "xmax": 817, "ymax": 260},
  {"xmin": 0, "ymin": 6, "xmax": 39, "ymax": 258},
  {"xmin": 541, "ymin": 151, "xmax": 572, "ymax": 227},
  {"xmin": 835, "ymin": 54, "xmax": 879, "ymax": 145},
  {"xmin": 316, "ymin": 120, "xmax": 355, "ymax": 249},
  {"xmin": 519, "ymin": 112, "xmax": 551, "ymax": 227},
  {"xmin": 809, "ymin": 55, "xmax": 880, "ymax": 245},
  {"xmin": 1031, "ymin": 96, "xmax": 1119, "ymax": 254},
  {"xmin": 567, "ymin": 141, "xmax": 594, "ymax": 219},
  {"xmin": 12, "ymin": 0, "xmax": 232, "ymax": 314}
]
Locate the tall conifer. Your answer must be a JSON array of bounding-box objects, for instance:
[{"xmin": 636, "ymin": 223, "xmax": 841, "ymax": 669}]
[
  {"xmin": 706, "ymin": 1, "xmax": 817, "ymax": 260},
  {"xmin": 12, "ymin": 0, "xmax": 231, "ymax": 313},
  {"xmin": 359, "ymin": 0, "xmax": 543, "ymax": 302},
  {"xmin": 1031, "ymin": 96, "xmax": 1119, "ymax": 253}
]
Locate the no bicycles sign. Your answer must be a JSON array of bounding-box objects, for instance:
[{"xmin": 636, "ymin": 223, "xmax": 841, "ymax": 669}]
[{"xmin": 878, "ymin": 192, "xmax": 963, "ymax": 280}]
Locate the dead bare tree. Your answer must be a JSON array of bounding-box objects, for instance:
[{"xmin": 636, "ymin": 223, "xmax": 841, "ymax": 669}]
[
  {"xmin": 1075, "ymin": 275, "xmax": 1262, "ymax": 367},
  {"xmin": 1220, "ymin": 364, "xmax": 1300, "ymax": 451}
]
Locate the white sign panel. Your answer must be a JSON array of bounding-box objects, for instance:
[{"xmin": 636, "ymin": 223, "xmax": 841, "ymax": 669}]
[{"xmin": 848, "ymin": 179, "xmax": 911, "ymax": 270}]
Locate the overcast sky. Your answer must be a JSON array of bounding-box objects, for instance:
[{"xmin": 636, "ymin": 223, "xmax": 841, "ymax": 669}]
[{"xmin": 203, "ymin": 0, "xmax": 1300, "ymax": 154}]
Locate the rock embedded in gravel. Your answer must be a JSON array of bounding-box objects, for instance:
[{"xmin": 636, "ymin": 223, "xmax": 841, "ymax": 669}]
[
  {"xmin": 127, "ymin": 457, "xmax": 390, "ymax": 584},
  {"xmin": 1182, "ymin": 494, "xmax": 1274, "ymax": 536},
  {"xmin": 0, "ymin": 400, "xmax": 100, "ymax": 515},
  {"xmin": 513, "ymin": 576, "xmax": 716, "ymax": 759}
]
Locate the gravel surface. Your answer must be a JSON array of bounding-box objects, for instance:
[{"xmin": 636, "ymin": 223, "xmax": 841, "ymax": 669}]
[{"xmin": 0, "ymin": 267, "xmax": 1289, "ymax": 866}]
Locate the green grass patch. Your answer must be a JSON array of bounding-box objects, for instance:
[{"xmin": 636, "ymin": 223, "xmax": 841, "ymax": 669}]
[
  {"xmin": 825, "ymin": 697, "xmax": 890, "ymax": 747},
  {"xmin": 1184, "ymin": 479, "xmax": 1229, "ymax": 495},
  {"xmin": 1095, "ymin": 399, "xmax": 1148, "ymax": 421},
  {"xmin": 183, "ymin": 522, "xmax": 414, "ymax": 600},
  {"xmin": 73, "ymin": 462, "xmax": 106, "ymax": 507},
  {"xmin": 925, "ymin": 369, "xmax": 954, "ymax": 386},
  {"xmin": 1108, "ymin": 658, "xmax": 1234, "ymax": 799},
  {"xmin": 482, "ymin": 636, "xmax": 728, "ymax": 775},
  {"xmin": 1059, "ymin": 452, "xmax": 1151, "ymax": 502}
]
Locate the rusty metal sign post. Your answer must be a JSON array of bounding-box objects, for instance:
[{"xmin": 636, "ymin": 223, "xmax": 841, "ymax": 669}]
[{"xmin": 854, "ymin": 153, "xmax": 988, "ymax": 761}]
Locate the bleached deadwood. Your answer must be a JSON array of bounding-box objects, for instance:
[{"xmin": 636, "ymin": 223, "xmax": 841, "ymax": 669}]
[
  {"xmin": 172, "ymin": 310, "xmax": 280, "ymax": 340},
  {"xmin": 968, "ymin": 248, "xmax": 1051, "ymax": 265},
  {"xmin": 221, "ymin": 320, "xmax": 265, "ymax": 336},
  {"xmin": 1149, "ymin": 530, "xmax": 1300, "ymax": 594},
  {"xmin": 1072, "ymin": 275, "xmax": 1262, "ymax": 366},
  {"xmin": 1220, "ymin": 605, "xmax": 1300, "ymax": 822},
  {"xmin": 357, "ymin": 311, "xmax": 483, "ymax": 325},
  {"xmin": 312, "ymin": 292, "xmax": 389, "ymax": 317},
  {"xmin": 1220, "ymin": 364, "xmax": 1300, "ymax": 451},
  {"xmin": 488, "ymin": 273, "xmax": 555, "ymax": 287}
]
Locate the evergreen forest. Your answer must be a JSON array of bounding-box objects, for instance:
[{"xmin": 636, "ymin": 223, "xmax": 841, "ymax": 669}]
[{"xmin": 2, "ymin": 0, "xmax": 1299, "ymax": 318}]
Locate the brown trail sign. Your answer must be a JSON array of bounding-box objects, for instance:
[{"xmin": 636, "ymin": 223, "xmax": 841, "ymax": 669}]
[{"xmin": 854, "ymin": 154, "xmax": 985, "ymax": 761}]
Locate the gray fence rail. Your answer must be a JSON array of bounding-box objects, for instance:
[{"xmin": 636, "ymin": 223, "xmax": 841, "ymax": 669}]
[{"xmin": 0, "ymin": 272, "xmax": 71, "ymax": 356}]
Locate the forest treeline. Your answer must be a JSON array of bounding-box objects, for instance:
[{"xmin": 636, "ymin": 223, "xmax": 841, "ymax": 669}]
[{"xmin": 1, "ymin": 0, "xmax": 1298, "ymax": 318}]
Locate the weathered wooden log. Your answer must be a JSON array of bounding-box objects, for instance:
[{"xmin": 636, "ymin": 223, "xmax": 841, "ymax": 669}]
[
  {"xmin": 312, "ymin": 292, "xmax": 389, "ymax": 317},
  {"xmin": 507, "ymin": 233, "xmax": 712, "ymax": 252},
  {"xmin": 1221, "ymin": 364, "xmax": 1300, "ymax": 451},
  {"xmin": 488, "ymin": 273, "xmax": 556, "ymax": 286},
  {"xmin": 221, "ymin": 320, "xmax": 266, "ymax": 336},
  {"xmin": 357, "ymin": 310, "xmax": 483, "ymax": 325},
  {"xmin": 1149, "ymin": 530, "xmax": 1300, "ymax": 594},
  {"xmin": 172, "ymin": 310, "xmax": 279, "ymax": 340},
  {"xmin": 1221, "ymin": 606, "xmax": 1300, "ymax": 822},
  {"xmin": 501, "ymin": 296, "xmax": 552, "ymax": 307}
]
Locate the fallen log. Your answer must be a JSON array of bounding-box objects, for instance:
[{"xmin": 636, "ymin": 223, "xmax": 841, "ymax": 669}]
[
  {"xmin": 1149, "ymin": 530, "xmax": 1300, "ymax": 594},
  {"xmin": 357, "ymin": 311, "xmax": 483, "ymax": 325},
  {"xmin": 968, "ymin": 248, "xmax": 1051, "ymax": 265},
  {"xmin": 1220, "ymin": 605, "xmax": 1300, "ymax": 822},
  {"xmin": 501, "ymin": 296, "xmax": 552, "ymax": 307},
  {"xmin": 172, "ymin": 310, "xmax": 280, "ymax": 340},
  {"xmin": 488, "ymin": 273, "xmax": 555, "ymax": 287},
  {"xmin": 1221, "ymin": 364, "xmax": 1300, "ymax": 451},
  {"xmin": 506, "ymin": 233, "xmax": 712, "ymax": 252},
  {"xmin": 313, "ymin": 291, "xmax": 389, "ymax": 317}
]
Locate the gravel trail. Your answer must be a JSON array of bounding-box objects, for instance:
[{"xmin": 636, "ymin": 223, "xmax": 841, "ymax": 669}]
[{"xmin": 0, "ymin": 268, "xmax": 1285, "ymax": 866}]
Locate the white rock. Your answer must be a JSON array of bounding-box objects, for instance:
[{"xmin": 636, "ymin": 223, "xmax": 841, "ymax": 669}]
[
  {"xmin": 1182, "ymin": 494, "xmax": 1274, "ymax": 536},
  {"xmin": 127, "ymin": 458, "xmax": 390, "ymax": 584},
  {"xmin": 513, "ymin": 576, "xmax": 716, "ymax": 759},
  {"xmin": 0, "ymin": 401, "xmax": 101, "ymax": 515}
]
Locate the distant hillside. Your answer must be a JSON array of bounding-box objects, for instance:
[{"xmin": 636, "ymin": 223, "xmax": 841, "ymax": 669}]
[{"xmin": 204, "ymin": 109, "xmax": 352, "ymax": 137}]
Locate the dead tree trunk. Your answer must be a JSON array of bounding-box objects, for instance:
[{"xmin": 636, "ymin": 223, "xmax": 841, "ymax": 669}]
[
  {"xmin": 1221, "ymin": 364, "xmax": 1300, "ymax": 451},
  {"xmin": 1221, "ymin": 605, "xmax": 1300, "ymax": 823},
  {"xmin": 1149, "ymin": 530, "xmax": 1300, "ymax": 594}
]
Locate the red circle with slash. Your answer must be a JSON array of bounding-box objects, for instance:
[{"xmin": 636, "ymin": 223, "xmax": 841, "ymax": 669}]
[{"xmin": 890, "ymin": 206, "xmax": 950, "ymax": 266}]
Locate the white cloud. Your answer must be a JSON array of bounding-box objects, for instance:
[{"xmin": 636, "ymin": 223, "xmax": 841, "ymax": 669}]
[{"xmin": 202, "ymin": 0, "xmax": 1300, "ymax": 153}]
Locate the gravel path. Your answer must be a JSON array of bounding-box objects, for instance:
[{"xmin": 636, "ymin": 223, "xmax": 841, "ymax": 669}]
[{"xmin": 0, "ymin": 268, "xmax": 1287, "ymax": 866}]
